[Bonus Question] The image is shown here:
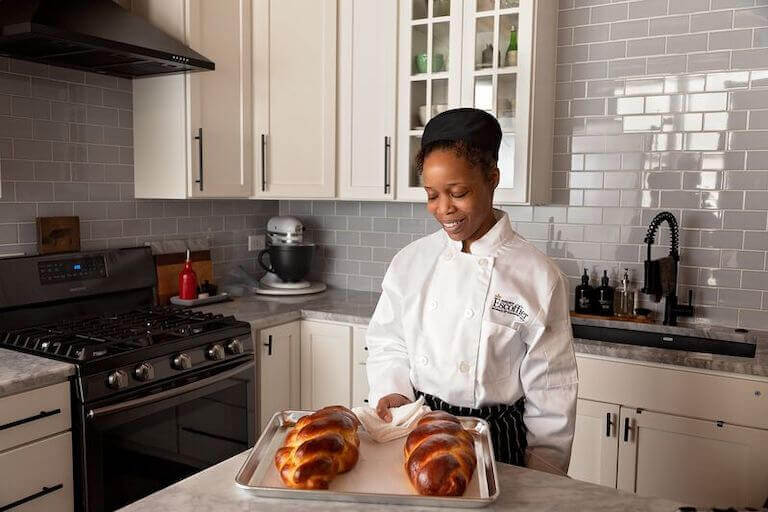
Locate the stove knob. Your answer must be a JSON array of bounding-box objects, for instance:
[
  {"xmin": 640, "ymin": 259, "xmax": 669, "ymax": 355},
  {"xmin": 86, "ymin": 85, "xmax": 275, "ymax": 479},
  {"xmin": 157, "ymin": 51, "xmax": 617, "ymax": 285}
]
[
  {"xmin": 226, "ymin": 339, "xmax": 244, "ymax": 355},
  {"xmin": 134, "ymin": 362, "xmax": 155, "ymax": 382},
  {"xmin": 107, "ymin": 370, "xmax": 129, "ymax": 390},
  {"xmin": 206, "ymin": 344, "xmax": 225, "ymax": 361},
  {"xmin": 172, "ymin": 353, "xmax": 192, "ymax": 370}
]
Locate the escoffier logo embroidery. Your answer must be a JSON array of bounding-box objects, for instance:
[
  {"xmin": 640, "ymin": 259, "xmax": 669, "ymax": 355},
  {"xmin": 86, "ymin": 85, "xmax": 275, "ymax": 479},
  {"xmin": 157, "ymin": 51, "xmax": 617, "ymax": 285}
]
[{"xmin": 491, "ymin": 294, "xmax": 529, "ymax": 321}]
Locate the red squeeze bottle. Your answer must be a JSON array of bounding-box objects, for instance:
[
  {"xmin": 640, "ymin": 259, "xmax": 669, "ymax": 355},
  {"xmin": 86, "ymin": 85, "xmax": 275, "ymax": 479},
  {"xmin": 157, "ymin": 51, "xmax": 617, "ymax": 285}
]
[{"xmin": 178, "ymin": 249, "xmax": 198, "ymax": 300}]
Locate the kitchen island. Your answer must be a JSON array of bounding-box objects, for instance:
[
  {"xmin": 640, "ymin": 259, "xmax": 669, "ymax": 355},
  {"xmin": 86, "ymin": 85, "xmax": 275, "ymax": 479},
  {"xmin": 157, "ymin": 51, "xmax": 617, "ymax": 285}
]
[{"xmin": 117, "ymin": 449, "xmax": 684, "ymax": 512}]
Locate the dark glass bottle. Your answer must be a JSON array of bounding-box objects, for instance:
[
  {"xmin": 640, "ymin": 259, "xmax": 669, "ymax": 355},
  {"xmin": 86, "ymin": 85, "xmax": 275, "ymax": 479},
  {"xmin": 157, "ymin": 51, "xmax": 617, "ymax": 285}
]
[
  {"xmin": 596, "ymin": 270, "xmax": 615, "ymax": 316},
  {"xmin": 574, "ymin": 269, "xmax": 593, "ymax": 314}
]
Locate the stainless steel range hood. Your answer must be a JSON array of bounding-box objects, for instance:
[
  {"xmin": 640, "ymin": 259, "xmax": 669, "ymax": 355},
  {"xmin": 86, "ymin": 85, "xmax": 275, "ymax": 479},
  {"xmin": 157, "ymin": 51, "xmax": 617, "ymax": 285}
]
[{"xmin": 0, "ymin": 0, "xmax": 214, "ymax": 78}]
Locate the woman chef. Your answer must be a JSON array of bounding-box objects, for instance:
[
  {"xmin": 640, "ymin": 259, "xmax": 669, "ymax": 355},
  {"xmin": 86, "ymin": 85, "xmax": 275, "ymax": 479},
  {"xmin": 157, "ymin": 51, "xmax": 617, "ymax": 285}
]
[{"xmin": 366, "ymin": 108, "xmax": 578, "ymax": 474}]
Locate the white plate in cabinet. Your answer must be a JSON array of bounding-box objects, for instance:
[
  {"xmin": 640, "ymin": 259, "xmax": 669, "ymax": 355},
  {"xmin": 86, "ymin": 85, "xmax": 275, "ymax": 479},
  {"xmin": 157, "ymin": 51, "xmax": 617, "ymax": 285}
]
[
  {"xmin": 617, "ymin": 407, "xmax": 768, "ymax": 509},
  {"xmin": 351, "ymin": 326, "xmax": 370, "ymax": 408},
  {"xmin": 337, "ymin": 0, "xmax": 397, "ymax": 200},
  {"xmin": 251, "ymin": 0, "xmax": 337, "ymax": 198},
  {"xmin": 132, "ymin": 0, "xmax": 253, "ymax": 199},
  {"xmin": 0, "ymin": 381, "xmax": 71, "ymax": 453},
  {"xmin": 0, "ymin": 431, "xmax": 74, "ymax": 512},
  {"xmin": 300, "ymin": 321, "xmax": 351, "ymax": 410}
]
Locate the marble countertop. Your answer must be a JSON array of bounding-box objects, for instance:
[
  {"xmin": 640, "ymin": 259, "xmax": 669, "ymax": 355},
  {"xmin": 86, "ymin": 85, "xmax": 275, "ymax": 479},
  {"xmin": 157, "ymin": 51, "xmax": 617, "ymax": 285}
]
[
  {"xmin": 117, "ymin": 450, "xmax": 683, "ymax": 512},
  {"xmin": 199, "ymin": 289, "xmax": 768, "ymax": 379},
  {"xmin": 0, "ymin": 347, "xmax": 75, "ymax": 399}
]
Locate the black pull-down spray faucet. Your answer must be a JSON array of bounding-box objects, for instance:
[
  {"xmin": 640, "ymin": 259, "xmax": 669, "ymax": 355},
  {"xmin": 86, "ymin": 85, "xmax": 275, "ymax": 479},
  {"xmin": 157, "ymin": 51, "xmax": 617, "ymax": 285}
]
[{"xmin": 641, "ymin": 211, "xmax": 694, "ymax": 326}]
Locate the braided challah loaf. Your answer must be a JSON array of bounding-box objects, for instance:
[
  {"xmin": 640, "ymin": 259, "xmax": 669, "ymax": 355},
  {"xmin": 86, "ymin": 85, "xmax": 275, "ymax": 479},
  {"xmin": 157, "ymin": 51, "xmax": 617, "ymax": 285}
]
[
  {"xmin": 403, "ymin": 410, "xmax": 477, "ymax": 496},
  {"xmin": 274, "ymin": 405, "xmax": 361, "ymax": 489}
]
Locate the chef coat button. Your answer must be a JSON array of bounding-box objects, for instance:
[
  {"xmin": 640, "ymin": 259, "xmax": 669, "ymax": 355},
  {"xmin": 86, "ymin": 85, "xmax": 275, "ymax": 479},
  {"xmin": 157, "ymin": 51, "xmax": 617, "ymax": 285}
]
[
  {"xmin": 429, "ymin": 300, "xmax": 438, "ymax": 310},
  {"xmin": 478, "ymin": 258, "xmax": 487, "ymax": 267},
  {"xmin": 419, "ymin": 355, "xmax": 429, "ymax": 366},
  {"xmin": 464, "ymin": 308, "xmax": 474, "ymax": 319},
  {"xmin": 459, "ymin": 361, "xmax": 470, "ymax": 373},
  {"xmin": 443, "ymin": 252, "xmax": 454, "ymax": 261}
]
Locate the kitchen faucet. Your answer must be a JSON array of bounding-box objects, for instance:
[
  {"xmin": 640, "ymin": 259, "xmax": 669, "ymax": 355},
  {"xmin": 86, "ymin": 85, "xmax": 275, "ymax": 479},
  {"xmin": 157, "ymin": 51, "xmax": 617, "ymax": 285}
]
[{"xmin": 641, "ymin": 211, "xmax": 694, "ymax": 326}]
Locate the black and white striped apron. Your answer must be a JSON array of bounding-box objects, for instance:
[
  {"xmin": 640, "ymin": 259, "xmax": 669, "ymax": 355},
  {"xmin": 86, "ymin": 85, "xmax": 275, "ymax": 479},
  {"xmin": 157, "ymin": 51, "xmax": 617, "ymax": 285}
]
[{"xmin": 414, "ymin": 389, "xmax": 527, "ymax": 466}]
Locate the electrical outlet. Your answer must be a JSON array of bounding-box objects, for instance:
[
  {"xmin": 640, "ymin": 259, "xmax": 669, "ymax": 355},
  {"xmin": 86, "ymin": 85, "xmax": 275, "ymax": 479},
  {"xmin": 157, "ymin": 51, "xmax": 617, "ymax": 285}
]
[{"xmin": 248, "ymin": 235, "xmax": 265, "ymax": 251}]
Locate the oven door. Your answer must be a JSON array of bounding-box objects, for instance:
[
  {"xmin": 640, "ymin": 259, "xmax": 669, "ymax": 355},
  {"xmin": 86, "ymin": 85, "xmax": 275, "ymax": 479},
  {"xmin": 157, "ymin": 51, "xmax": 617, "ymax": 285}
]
[{"xmin": 76, "ymin": 355, "xmax": 256, "ymax": 512}]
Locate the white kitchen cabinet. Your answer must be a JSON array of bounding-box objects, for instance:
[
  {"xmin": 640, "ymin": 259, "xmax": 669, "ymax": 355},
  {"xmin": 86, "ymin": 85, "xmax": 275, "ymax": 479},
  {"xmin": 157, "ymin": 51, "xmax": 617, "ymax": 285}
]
[
  {"xmin": 300, "ymin": 320, "xmax": 352, "ymax": 409},
  {"xmin": 396, "ymin": 0, "xmax": 556, "ymax": 204},
  {"xmin": 617, "ymin": 407, "xmax": 768, "ymax": 509},
  {"xmin": 337, "ymin": 0, "xmax": 397, "ymax": 200},
  {"xmin": 0, "ymin": 382, "xmax": 73, "ymax": 512},
  {"xmin": 351, "ymin": 326, "xmax": 370, "ymax": 408},
  {"xmin": 259, "ymin": 321, "xmax": 300, "ymax": 431},
  {"xmin": 133, "ymin": 0, "xmax": 253, "ymax": 198},
  {"xmin": 567, "ymin": 398, "xmax": 619, "ymax": 488},
  {"xmin": 251, "ymin": 0, "xmax": 337, "ymax": 198}
]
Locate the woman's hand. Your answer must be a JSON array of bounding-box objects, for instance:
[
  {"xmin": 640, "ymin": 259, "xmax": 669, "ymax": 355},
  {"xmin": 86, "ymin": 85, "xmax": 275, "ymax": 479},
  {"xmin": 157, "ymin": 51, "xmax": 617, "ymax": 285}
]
[{"xmin": 375, "ymin": 393, "xmax": 412, "ymax": 422}]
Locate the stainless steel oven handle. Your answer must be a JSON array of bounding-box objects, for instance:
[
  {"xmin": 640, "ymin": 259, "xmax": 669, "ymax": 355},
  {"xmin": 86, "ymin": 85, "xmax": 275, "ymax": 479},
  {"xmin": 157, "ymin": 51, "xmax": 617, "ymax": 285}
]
[{"xmin": 87, "ymin": 361, "xmax": 254, "ymax": 420}]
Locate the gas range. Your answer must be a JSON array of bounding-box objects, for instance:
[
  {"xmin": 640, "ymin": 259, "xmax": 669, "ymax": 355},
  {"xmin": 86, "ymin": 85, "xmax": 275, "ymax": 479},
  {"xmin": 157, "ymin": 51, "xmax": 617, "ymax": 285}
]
[{"xmin": 0, "ymin": 247, "xmax": 257, "ymax": 512}]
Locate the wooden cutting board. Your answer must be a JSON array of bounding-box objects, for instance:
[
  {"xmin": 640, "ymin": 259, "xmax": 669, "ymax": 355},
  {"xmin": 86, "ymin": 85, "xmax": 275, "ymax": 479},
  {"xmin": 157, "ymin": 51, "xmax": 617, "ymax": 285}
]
[{"xmin": 155, "ymin": 250, "xmax": 213, "ymax": 305}]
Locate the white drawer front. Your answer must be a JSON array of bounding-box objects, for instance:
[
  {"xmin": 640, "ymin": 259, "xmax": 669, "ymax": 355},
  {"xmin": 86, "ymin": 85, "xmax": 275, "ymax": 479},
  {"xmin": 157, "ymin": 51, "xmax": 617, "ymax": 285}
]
[
  {"xmin": 0, "ymin": 381, "xmax": 71, "ymax": 453},
  {"xmin": 0, "ymin": 431, "xmax": 74, "ymax": 512}
]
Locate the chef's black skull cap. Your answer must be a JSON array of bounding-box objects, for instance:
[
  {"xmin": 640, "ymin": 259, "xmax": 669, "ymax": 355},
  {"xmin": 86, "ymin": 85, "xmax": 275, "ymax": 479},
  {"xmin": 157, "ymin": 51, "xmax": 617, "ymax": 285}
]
[{"xmin": 421, "ymin": 107, "xmax": 502, "ymax": 161}]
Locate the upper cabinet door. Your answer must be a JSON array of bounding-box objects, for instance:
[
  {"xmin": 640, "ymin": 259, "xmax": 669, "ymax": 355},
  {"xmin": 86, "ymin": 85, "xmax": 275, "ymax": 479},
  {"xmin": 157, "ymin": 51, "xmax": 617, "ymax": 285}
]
[
  {"xmin": 133, "ymin": 0, "xmax": 252, "ymax": 199},
  {"xmin": 252, "ymin": 0, "xmax": 337, "ymax": 198},
  {"xmin": 396, "ymin": 0, "xmax": 463, "ymax": 202},
  {"xmin": 337, "ymin": 0, "xmax": 397, "ymax": 200},
  {"xmin": 187, "ymin": 0, "xmax": 253, "ymax": 198},
  {"xmin": 461, "ymin": 0, "xmax": 529, "ymax": 203}
]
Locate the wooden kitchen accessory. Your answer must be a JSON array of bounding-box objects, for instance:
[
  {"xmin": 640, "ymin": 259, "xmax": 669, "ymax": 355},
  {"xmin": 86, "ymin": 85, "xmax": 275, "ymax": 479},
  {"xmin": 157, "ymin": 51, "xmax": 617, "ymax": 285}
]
[
  {"xmin": 36, "ymin": 216, "xmax": 80, "ymax": 254},
  {"xmin": 154, "ymin": 249, "xmax": 213, "ymax": 305}
]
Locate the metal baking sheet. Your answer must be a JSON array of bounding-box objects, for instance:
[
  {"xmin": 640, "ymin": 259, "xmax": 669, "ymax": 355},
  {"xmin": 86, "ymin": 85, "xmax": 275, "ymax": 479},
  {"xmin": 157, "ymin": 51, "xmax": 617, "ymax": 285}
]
[{"xmin": 235, "ymin": 410, "xmax": 500, "ymax": 508}]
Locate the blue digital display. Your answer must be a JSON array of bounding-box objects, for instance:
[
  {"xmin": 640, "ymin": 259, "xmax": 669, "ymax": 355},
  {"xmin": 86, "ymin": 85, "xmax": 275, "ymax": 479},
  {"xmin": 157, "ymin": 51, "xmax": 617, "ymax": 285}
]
[{"xmin": 73, "ymin": 264, "xmax": 81, "ymax": 270}]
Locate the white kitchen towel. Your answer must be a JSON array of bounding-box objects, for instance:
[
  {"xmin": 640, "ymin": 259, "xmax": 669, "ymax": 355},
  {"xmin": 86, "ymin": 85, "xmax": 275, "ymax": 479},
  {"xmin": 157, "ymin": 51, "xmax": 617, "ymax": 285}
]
[{"xmin": 353, "ymin": 396, "xmax": 431, "ymax": 443}]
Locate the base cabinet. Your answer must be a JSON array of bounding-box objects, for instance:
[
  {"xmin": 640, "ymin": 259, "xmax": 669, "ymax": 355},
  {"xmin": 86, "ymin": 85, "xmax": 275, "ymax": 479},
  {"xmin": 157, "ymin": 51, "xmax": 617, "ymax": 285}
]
[
  {"xmin": 259, "ymin": 322, "xmax": 300, "ymax": 431},
  {"xmin": 617, "ymin": 407, "xmax": 768, "ymax": 509},
  {"xmin": 567, "ymin": 398, "xmax": 619, "ymax": 488},
  {"xmin": 351, "ymin": 326, "xmax": 370, "ymax": 408},
  {"xmin": 300, "ymin": 321, "xmax": 352, "ymax": 410}
]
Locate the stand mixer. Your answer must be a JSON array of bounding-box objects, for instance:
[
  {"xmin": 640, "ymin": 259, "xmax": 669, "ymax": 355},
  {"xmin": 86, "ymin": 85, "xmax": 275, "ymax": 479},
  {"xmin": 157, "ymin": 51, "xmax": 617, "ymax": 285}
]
[{"xmin": 255, "ymin": 216, "xmax": 327, "ymax": 295}]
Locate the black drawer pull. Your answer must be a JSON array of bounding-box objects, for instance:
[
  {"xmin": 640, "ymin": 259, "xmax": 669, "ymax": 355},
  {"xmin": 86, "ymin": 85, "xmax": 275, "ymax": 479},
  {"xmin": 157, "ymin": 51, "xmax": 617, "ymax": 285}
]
[
  {"xmin": 0, "ymin": 408, "xmax": 61, "ymax": 432},
  {"xmin": 605, "ymin": 412, "xmax": 612, "ymax": 437},
  {"xmin": 263, "ymin": 334, "xmax": 272, "ymax": 356},
  {"xmin": 363, "ymin": 399, "xmax": 369, "ymax": 404},
  {"xmin": 0, "ymin": 483, "xmax": 63, "ymax": 511},
  {"xmin": 623, "ymin": 417, "xmax": 631, "ymax": 442}
]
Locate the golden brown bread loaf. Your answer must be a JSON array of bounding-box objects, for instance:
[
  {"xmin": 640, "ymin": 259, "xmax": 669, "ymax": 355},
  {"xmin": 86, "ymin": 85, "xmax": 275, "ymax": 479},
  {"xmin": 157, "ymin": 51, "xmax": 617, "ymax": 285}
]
[
  {"xmin": 274, "ymin": 405, "xmax": 361, "ymax": 489},
  {"xmin": 403, "ymin": 410, "xmax": 477, "ymax": 496}
]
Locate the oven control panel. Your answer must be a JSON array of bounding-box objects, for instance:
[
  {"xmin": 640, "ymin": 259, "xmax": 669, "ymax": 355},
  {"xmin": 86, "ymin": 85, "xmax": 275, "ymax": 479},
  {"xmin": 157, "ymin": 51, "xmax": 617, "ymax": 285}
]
[{"xmin": 38, "ymin": 255, "xmax": 107, "ymax": 285}]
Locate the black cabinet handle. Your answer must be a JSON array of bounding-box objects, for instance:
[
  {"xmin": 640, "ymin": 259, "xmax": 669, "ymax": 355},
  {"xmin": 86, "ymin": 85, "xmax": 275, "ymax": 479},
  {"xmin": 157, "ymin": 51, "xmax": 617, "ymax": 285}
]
[
  {"xmin": 261, "ymin": 134, "xmax": 267, "ymax": 192},
  {"xmin": 605, "ymin": 412, "xmax": 612, "ymax": 437},
  {"xmin": 263, "ymin": 334, "xmax": 272, "ymax": 356},
  {"xmin": 194, "ymin": 128, "xmax": 203, "ymax": 191},
  {"xmin": 384, "ymin": 136, "xmax": 391, "ymax": 194},
  {"xmin": 0, "ymin": 483, "xmax": 63, "ymax": 512},
  {"xmin": 363, "ymin": 399, "xmax": 369, "ymax": 404},
  {"xmin": 0, "ymin": 408, "xmax": 61, "ymax": 432},
  {"xmin": 623, "ymin": 417, "xmax": 631, "ymax": 442}
]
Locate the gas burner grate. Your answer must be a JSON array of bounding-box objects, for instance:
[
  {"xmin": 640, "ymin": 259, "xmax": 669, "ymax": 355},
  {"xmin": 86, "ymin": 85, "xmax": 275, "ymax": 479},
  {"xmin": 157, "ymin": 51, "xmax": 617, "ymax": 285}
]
[{"xmin": 0, "ymin": 305, "xmax": 229, "ymax": 362}]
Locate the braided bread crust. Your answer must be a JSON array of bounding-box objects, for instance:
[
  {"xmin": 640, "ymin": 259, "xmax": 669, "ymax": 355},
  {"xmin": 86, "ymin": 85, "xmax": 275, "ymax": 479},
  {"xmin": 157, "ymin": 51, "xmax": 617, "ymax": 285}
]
[
  {"xmin": 275, "ymin": 406, "xmax": 361, "ymax": 489},
  {"xmin": 403, "ymin": 411, "xmax": 477, "ymax": 496}
]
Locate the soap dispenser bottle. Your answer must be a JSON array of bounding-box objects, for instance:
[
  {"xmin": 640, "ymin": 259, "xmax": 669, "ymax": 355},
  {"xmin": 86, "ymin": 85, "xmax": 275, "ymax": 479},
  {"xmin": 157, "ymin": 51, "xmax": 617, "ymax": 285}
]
[
  {"xmin": 596, "ymin": 270, "xmax": 615, "ymax": 316},
  {"xmin": 574, "ymin": 268, "xmax": 594, "ymax": 314},
  {"xmin": 614, "ymin": 268, "xmax": 635, "ymax": 318}
]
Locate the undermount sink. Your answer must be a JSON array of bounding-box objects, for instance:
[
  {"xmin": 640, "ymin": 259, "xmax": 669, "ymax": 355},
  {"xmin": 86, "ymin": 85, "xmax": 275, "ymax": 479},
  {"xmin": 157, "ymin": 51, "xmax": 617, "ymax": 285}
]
[{"xmin": 571, "ymin": 320, "xmax": 757, "ymax": 359}]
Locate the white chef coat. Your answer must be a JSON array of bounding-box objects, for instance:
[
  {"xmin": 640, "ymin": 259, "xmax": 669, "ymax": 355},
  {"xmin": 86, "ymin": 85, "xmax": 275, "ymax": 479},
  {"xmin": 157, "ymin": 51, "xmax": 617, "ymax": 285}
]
[{"xmin": 366, "ymin": 209, "xmax": 578, "ymax": 473}]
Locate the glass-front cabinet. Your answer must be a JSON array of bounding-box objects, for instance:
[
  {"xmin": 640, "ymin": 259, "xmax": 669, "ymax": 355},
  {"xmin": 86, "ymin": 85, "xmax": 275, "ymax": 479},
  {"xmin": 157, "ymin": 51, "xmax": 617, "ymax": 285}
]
[{"xmin": 397, "ymin": 0, "xmax": 556, "ymax": 204}]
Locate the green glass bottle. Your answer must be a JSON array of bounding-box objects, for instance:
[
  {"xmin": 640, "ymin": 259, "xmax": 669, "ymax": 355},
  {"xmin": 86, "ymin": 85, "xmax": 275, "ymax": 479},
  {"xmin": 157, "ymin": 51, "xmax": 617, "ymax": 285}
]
[
  {"xmin": 505, "ymin": 25, "xmax": 518, "ymax": 66},
  {"xmin": 507, "ymin": 26, "xmax": 517, "ymax": 52}
]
